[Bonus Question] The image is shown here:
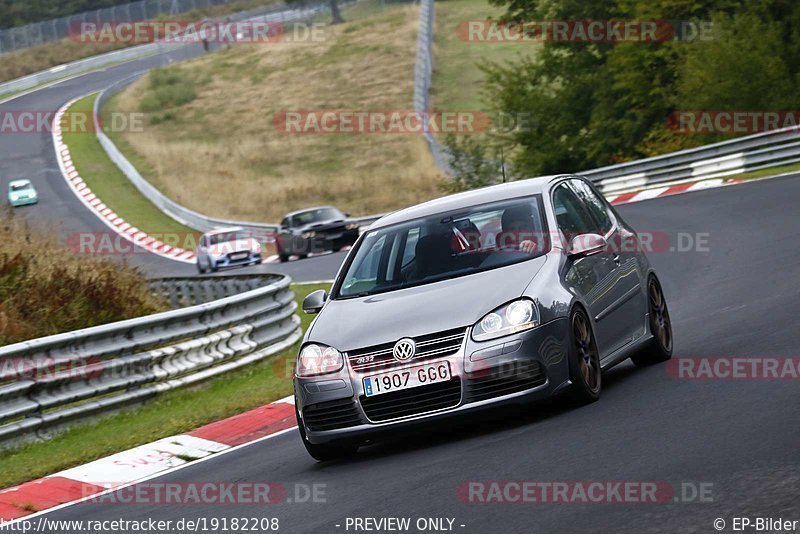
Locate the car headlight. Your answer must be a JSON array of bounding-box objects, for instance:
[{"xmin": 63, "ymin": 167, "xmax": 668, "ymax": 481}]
[
  {"xmin": 346, "ymin": 223, "xmax": 359, "ymax": 231},
  {"xmin": 472, "ymin": 298, "xmax": 540, "ymax": 342},
  {"xmin": 252, "ymin": 242, "xmax": 262, "ymax": 253},
  {"xmin": 302, "ymin": 231, "xmax": 316, "ymax": 239},
  {"xmin": 296, "ymin": 343, "xmax": 343, "ymax": 377},
  {"xmin": 10, "ymin": 194, "xmax": 19, "ymax": 201}
]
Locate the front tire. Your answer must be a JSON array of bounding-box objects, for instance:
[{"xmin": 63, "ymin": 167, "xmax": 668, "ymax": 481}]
[
  {"xmin": 296, "ymin": 407, "xmax": 358, "ymax": 462},
  {"xmin": 568, "ymin": 307, "xmax": 601, "ymax": 404},
  {"xmin": 631, "ymin": 275, "xmax": 673, "ymax": 366},
  {"xmin": 196, "ymin": 258, "xmax": 206, "ymax": 274}
]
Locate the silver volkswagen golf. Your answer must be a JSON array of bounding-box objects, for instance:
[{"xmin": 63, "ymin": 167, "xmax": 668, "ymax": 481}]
[{"xmin": 293, "ymin": 175, "xmax": 673, "ymax": 460}]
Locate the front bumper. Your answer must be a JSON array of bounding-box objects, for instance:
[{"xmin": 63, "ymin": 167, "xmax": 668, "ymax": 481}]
[
  {"xmin": 294, "ymin": 318, "xmax": 571, "ymax": 445},
  {"xmin": 309, "ymin": 229, "xmax": 359, "ymax": 254},
  {"xmin": 212, "ymin": 252, "xmax": 261, "ymax": 268}
]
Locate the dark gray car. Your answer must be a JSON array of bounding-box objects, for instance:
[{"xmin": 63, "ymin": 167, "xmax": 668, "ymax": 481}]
[
  {"xmin": 293, "ymin": 175, "xmax": 673, "ymax": 461},
  {"xmin": 275, "ymin": 206, "xmax": 360, "ymax": 262}
]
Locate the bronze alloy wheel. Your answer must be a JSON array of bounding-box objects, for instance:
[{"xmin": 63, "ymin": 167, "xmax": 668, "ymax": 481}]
[
  {"xmin": 569, "ymin": 308, "xmax": 601, "ymax": 403},
  {"xmin": 648, "ymin": 277, "xmax": 673, "ymax": 354},
  {"xmin": 632, "ymin": 275, "xmax": 674, "ymax": 366}
]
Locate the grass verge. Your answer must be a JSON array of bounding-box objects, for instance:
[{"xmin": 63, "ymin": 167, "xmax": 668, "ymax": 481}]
[
  {"xmin": 107, "ymin": 1, "xmax": 444, "ymax": 223},
  {"xmin": 0, "ymin": 0, "xmax": 283, "ymax": 85},
  {"xmin": 0, "ymin": 214, "xmax": 167, "ymax": 345},
  {"xmin": 0, "ymin": 283, "xmax": 325, "ymax": 489},
  {"xmin": 431, "ymin": 0, "xmax": 529, "ymax": 113},
  {"xmin": 63, "ymin": 93, "xmax": 197, "ymax": 240},
  {"xmin": 726, "ymin": 161, "xmax": 800, "ymax": 182}
]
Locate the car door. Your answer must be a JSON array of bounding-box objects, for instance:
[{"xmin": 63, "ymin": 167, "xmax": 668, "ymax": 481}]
[
  {"xmin": 197, "ymin": 235, "xmax": 209, "ymax": 267},
  {"xmin": 569, "ymin": 179, "xmax": 647, "ymax": 347},
  {"xmin": 277, "ymin": 217, "xmax": 292, "ymax": 254},
  {"xmin": 552, "ymin": 182, "xmax": 631, "ymax": 358}
]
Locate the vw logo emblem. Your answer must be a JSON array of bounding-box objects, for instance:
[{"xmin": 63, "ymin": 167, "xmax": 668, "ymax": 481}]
[{"xmin": 393, "ymin": 338, "xmax": 416, "ymax": 362}]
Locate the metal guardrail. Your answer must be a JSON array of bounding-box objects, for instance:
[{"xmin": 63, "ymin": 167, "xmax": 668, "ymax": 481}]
[
  {"xmin": 0, "ymin": 0, "xmax": 239, "ymax": 55},
  {"xmin": 0, "ymin": 2, "xmax": 330, "ymax": 100},
  {"xmin": 413, "ymin": 0, "xmax": 450, "ymax": 175},
  {"xmin": 148, "ymin": 274, "xmax": 281, "ymax": 307},
  {"xmin": 0, "ymin": 273, "xmax": 300, "ymax": 445},
  {"xmin": 96, "ymin": 71, "xmax": 283, "ymax": 236},
  {"xmin": 90, "ymin": 0, "xmax": 382, "ymax": 241},
  {"xmin": 581, "ymin": 126, "xmax": 800, "ymax": 194},
  {"xmin": 414, "ymin": 0, "xmax": 800, "ymax": 193}
]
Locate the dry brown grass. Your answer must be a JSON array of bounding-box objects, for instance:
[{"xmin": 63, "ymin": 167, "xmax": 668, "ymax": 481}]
[
  {"xmin": 0, "ymin": 0, "xmax": 281, "ymax": 85},
  {"xmin": 0, "ymin": 213, "xmax": 167, "ymax": 345},
  {"xmin": 109, "ymin": 4, "xmax": 445, "ymax": 223}
]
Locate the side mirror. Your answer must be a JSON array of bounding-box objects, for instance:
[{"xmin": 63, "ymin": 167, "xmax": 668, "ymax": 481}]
[
  {"xmin": 302, "ymin": 289, "xmax": 328, "ymax": 314},
  {"xmin": 567, "ymin": 233, "xmax": 607, "ymax": 259}
]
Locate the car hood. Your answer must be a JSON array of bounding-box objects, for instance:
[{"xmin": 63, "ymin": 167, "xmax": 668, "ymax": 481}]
[
  {"xmin": 309, "ymin": 255, "xmax": 547, "ymax": 351},
  {"xmin": 299, "ymin": 218, "xmax": 347, "ymax": 232},
  {"xmin": 207, "ymin": 239, "xmax": 256, "ymax": 256}
]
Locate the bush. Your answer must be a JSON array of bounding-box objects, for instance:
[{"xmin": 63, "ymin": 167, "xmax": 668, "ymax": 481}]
[
  {"xmin": 0, "ymin": 215, "xmax": 167, "ymax": 345},
  {"xmin": 140, "ymin": 67, "xmax": 197, "ymax": 113},
  {"xmin": 484, "ymin": 0, "xmax": 800, "ymax": 175},
  {"xmin": 440, "ymin": 134, "xmax": 505, "ymax": 193}
]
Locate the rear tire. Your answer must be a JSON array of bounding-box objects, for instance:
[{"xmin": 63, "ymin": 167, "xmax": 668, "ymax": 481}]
[
  {"xmin": 631, "ymin": 275, "xmax": 673, "ymax": 366},
  {"xmin": 296, "ymin": 407, "xmax": 358, "ymax": 462},
  {"xmin": 567, "ymin": 307, "xmax": 601, "ymax": 404}
]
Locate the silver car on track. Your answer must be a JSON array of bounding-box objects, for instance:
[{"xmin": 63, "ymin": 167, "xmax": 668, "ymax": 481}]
[
  {"xmin": 293, "ymin": 175, "xmax": 674, "ymax": 461},
  {"xmin": 196, "ymin": 227, "xmax": 262, "ymax": 273}
]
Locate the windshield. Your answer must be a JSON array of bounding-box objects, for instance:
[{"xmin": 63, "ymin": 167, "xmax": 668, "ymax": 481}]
[
  {"xmin": 335, "ymin": 196, "xmax": 548, "ymax": 298},
  {"xmin": 207, "ymin": 231, "xmax": 250, "ymax": 245},
  {"xmin": 9, "ymin": 183, "xmax": 31, "ymax": 192},
  {"xmin": 294, "ymin": 207, "xmax": 344, "ymax": 225}
]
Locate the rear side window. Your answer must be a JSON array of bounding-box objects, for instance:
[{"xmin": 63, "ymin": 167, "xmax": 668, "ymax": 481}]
[
  {"xmin": 552, "ymin": 183, "xmax": 598, "ymax": 237},
  {"xmin": 569, "ymin": 179, "xmax": 614, "ymax": 235}
]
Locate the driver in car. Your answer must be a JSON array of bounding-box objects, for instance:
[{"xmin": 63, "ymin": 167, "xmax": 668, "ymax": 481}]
[{"xmin": 496, "ymin": 205, "xmax": 539, "ymax": 254}]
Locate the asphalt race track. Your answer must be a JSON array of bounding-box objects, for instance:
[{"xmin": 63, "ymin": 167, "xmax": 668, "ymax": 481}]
[
  {"xmin": 25, "ymin": 175, "xmax": 800, "ymax": 533},
  {"xmin": 0, "ymin": 43, "xmax": 348, "ymax": 282}
]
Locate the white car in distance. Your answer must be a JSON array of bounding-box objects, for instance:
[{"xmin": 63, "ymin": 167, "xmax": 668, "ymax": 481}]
[{"xmin": 196, "ymin": 227, "xmax": 262, "ymax": 274}]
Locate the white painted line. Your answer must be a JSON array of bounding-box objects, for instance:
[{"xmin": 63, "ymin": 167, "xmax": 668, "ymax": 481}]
[
  {"xmin": 630, "ymin": 186, "xmax": 669, "ymax": 202},
  {"xmin": 5, "ymin": 426, "xmax": 298, "ymax": 526}
]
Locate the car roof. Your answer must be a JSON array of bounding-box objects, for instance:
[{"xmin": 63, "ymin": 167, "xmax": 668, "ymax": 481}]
[
  {"xmin": 370, "ymin": 175, "xmax": 568, "ymax": 229},
  {"xmin": 284, "ymin": 206, "xmax": 340, "ymax": 218},
  {"xmin": 9, "ymin": 179, "xmax": 32, "ymax": 188},
  {"xmin": 204, "ymin": 226, "xmax": 244, "ymax": 236}
]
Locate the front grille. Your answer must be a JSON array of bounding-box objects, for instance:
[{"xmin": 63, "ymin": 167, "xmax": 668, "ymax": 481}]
[
  {"xmin": 303, "ymin": 398, "xmax": 362, "ymax": 431},
  {"xmin": 347, "ymin": 328, "xmax": 466, "ymax": 373},
  {"xmin": 360, "ymin": 379, "xmax": 461, "ymax": 422},
  {"xmin": 226, "ymin": 251, "xmax": 251, "ymax": 261},
  {"xmin": 465, "ymin": 361, "xmax": 546, "ymax": 403}
]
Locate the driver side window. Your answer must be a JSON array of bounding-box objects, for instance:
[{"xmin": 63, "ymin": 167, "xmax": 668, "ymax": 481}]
[{"xmin": 552, "ymin": 183, "xmax": 599, "ymax": 238}]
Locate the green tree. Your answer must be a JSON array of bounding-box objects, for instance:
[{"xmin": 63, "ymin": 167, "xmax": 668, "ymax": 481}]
[{"xmin": 482, "ymin": 0, "xmax": 800, "ymax": 176}]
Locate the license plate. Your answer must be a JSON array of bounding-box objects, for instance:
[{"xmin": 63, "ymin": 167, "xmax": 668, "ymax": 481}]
[
  {"xmin": 363, "ymin": 362, "xmax": 451, "ymax": 397},
  {"xmin": 326, "ymin": 233, "xmax": 342, "ymax": 240},
  {"xmin": 230, "ymin": 252, "xmax": 248, "ymax": 260}
]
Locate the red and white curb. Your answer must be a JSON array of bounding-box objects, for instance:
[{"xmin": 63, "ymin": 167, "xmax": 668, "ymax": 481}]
[
  {"xmin": 0, "ymin": 396, "xmax": 297, "ymax": 521},
  {"xmin": 52, "ymin": 96, "xmax": 196, "ymax": 264},
  {"xmin": 604, "ymin": 177, "xmax": 743, "ymax": 205}
]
